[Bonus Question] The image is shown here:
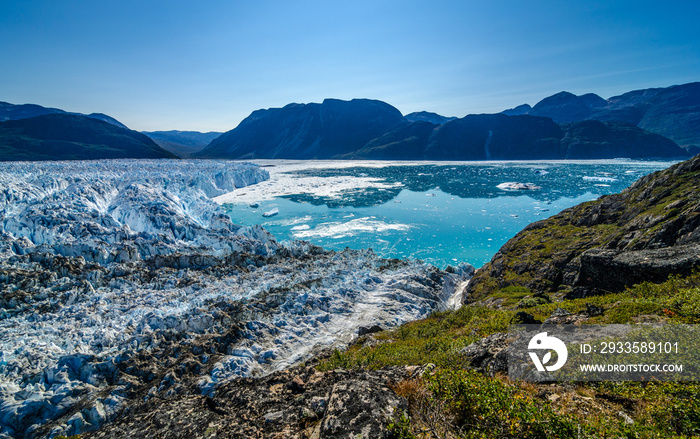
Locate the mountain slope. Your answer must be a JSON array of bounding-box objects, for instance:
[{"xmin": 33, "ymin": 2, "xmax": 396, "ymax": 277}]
[
  {"xmin": 424, "ymin": 114, "xmax": 564, "ymax": 160},
  {"xmin": 195, "ymin": 98, "xmax": 406, "ymax": 159},
  {"xmin": 0, "ymin": 114, "xmax": 177, "ymax": 161},
  {"xmin": 341, "ymin": 121, "xmax": 438, "ymax": 159},
  {"xmin": 348, "ymin": 115, "xmax": 685, "ymax": 160},
  {"xmin": 0, "ymin": 101, "xmax": 127, "ymax": 129},
  {"xmin": 523, "ymin": 82, "xmax": 700, "ymax": 150},
  {"xmin": 465, "ymin": 153, "xmax": 700, "ymax": 302},
  {"xmin": 143, "ymin": 130, "xmax": 222, "ymax": 157}
]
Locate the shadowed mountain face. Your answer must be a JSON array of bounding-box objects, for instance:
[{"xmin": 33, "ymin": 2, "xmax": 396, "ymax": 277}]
[
  {"xmin": 197, "ymin": 91, "xmax": 690, "ymax": 161},
  {"xmin": 0, "ymin": 114, "xmax": 177, "ymax": 161},
  {"xmin": 348, "ymin": 115, "xmax": 685, "ymax": 160},
  {"xmin": 0, "ymin": 101, "xmax": 127, "ymax": 129},
  {"xmin": 424, "ymin": 114, "xmax": 565, "ymax": 160},
  {"xmin": 195, "ymin": 98, "xmax": 406, "ymax": 159},
  {"xmin": 522, "ymin": 82, "xmax": 700, "ymax": 150}
]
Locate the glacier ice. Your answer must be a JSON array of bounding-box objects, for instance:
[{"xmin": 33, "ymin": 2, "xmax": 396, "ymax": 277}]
[{"xmin": 0, "ymin": 159, "xmax": 470, "ymax": 438}]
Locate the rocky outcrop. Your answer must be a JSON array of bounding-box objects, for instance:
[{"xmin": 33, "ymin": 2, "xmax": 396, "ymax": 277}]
[
  {"xmin": 575, "ymin": 244, "xmax": 700, "ymax": 295},
  {"xmin": 459, "ymin": 332, "xmax": 509, "ymax": 375},
  {"xmin": 466, "ymin": 153, "xmax": 700, "ymax": 301},
  {"xmin": 87, "ymin": 359, "xmax": 410, "ymax": 439}
]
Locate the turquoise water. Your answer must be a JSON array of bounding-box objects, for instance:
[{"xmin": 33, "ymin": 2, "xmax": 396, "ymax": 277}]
[{"xmin": 224, "ymin": 161, "xmax": 675, "ymax": 268}]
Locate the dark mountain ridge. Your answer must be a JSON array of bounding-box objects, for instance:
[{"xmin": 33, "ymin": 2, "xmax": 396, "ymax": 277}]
[
  {"xmin": 195, "ymin": 98, "xmax": 406, "ymax": 159},
  {"xmin": 6, "ymin": 81, "xmax": 697, "ymax": 161},
  {"xmin": 199, "ymin": 97, "xmax": 687, "ymax": 161},
  {"xmin": 0, "ymin": 114, "xmax": 176, "ymax": 161},
  {"xmin": 0, "ymin": 101, "xmax": 127, "ymax": 129},
  {"xmin": 519, "ymin": 82, "xmax": 700, "ymax": 151}
]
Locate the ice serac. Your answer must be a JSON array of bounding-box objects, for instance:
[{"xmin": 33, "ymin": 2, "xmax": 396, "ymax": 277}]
[{"xmin": 0, "ymin": 160, "xmax": 469, "ymax": 438}]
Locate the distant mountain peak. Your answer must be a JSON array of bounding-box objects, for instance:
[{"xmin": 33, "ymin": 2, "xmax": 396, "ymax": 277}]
[
  {"xmin": 500, "ymin": 104, "xmax": 532, "ymax": 116},
  {"xmin": 404, "ymin": 111, "xmax": 457, "ymax": 125}
]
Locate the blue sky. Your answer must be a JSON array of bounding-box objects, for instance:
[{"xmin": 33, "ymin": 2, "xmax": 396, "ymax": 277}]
[{"xmin": 1, "ymin": 1, "xmax": 699, "ymax": 132}]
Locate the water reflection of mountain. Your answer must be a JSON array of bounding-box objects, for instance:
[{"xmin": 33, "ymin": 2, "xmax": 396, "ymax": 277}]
[{"xmin": 282, "ymin": 164, "xmax": 664, "ymax": 208}]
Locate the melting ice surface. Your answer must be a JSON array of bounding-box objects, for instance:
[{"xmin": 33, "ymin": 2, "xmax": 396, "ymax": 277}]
[{"xmin": 219, "ymin": 159, "xmax": 677, "ymax": 268}]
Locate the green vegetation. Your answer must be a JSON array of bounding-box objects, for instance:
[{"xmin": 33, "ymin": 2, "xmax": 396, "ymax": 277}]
[
  {"xmin": 322, "ymin": 271, "xmax": 700, "ymax": 438},
  {"xmin": 322, "ymin": 306, "xmax": 513, "ymax": 370}
]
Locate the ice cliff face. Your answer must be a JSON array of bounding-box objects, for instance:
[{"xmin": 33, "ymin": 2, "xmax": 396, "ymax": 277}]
[{"xmin": 0, "ymin": 160, "xmax": 470, "ymax": 438}]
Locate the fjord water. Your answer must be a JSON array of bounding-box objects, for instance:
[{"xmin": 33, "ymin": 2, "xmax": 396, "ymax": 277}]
[{"xmin": 223, "ymin": 160, "xmax": 675, "ymax": 268}]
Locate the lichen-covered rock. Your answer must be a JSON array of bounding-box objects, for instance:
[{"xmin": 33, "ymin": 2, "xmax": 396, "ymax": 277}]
[
  {"xmin": 319, "ymin": 379, "xmax": 406, "ymax": 439},
  {"xmin": 86, "ymin": 361, "xmax": 411, "ymax": 439},
  {"xmin": 459, "ymin": 332, "xmax": 509, "ymax": 375}
]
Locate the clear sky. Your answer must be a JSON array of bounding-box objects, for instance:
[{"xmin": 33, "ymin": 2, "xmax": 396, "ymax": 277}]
[{"xmin": 1, "ymin": 1, "xmax": 699, "ymax": 132}]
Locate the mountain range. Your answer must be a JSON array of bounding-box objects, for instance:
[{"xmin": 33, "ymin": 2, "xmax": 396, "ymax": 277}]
[
  {"xmin": 1, "ymin": 81, "xmax": 698, "ymax": 161},
  {"xmin": 142, "ymin": 130, "xmax": 222, "ymax": 158},
  {"xmin": 505, "ymin": 82, "xmax": 700, "ymax": 154},
  {"xmin": 196, "ymin": 82, "xmax": 699, "ymax": 160}
]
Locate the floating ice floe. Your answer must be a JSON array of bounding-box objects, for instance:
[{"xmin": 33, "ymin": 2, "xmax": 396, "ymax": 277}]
[
  {"xmin": 262, "ymin": 207, "xmax": 279, "ymax": 217},
  {"xmin": 583, "ymin": 176, "xmax": 619, "ymax": 182},
  {"xmin": 291, "ymin": 217, "xmax": 412, "ymax": 239},
  {"xmin": 496, "ymin": 182, "xmax": 542, "ymax": 191}
]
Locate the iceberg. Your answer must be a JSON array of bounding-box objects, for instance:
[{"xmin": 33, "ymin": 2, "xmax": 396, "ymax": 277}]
[
  {"xmin": 583, "ymin": 176, "xmax": 619, "ymax": 183},
  {"xmin": 262, "ymin": 207, "xmax": 279, "ymax": 217},
  {"xmin": 496, "ymin": 182, "xmax": 541, "ymax": 191}
]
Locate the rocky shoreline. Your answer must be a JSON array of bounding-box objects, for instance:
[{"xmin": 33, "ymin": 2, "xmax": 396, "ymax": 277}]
[{"xmin": 466, "ymin": 153, "xmax": 700, "ymax": 302}]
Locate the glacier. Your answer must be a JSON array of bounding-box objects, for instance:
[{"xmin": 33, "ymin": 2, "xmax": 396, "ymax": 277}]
[{"xmin": 0, "ymin": 160, "xmax": 471, "ymax": 438}]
